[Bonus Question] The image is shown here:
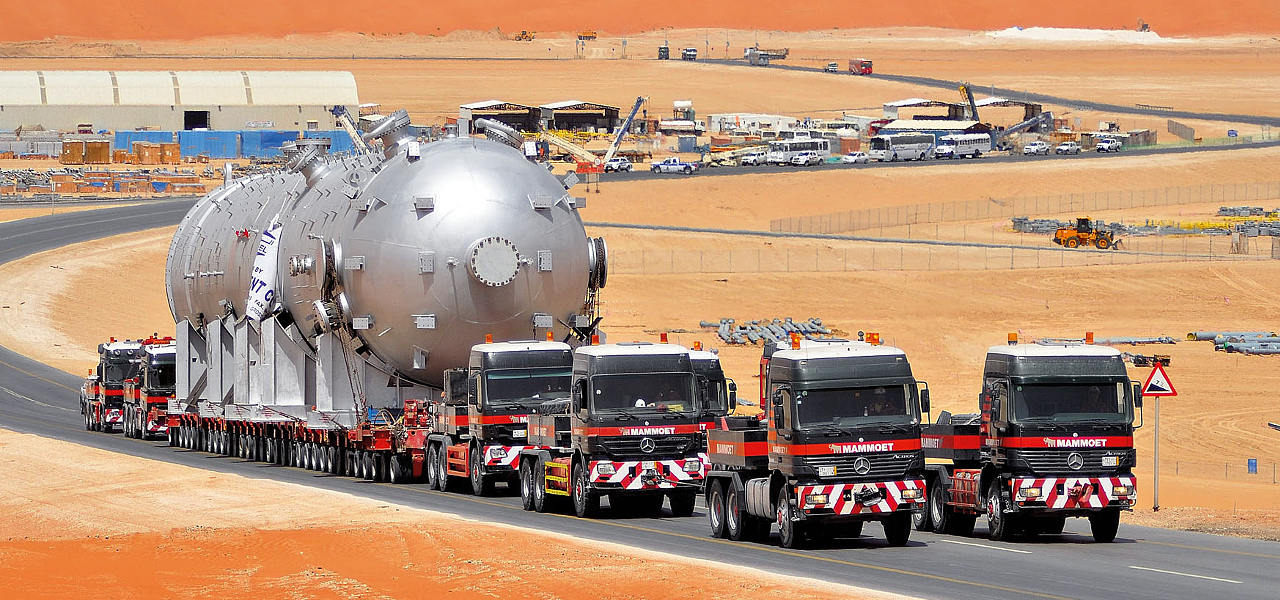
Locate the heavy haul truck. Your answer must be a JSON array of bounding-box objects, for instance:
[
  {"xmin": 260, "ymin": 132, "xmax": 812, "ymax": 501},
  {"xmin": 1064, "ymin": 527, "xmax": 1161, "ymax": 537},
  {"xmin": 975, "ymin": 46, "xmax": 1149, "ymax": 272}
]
[
  {"xmin": 518, "ymin": 342, "xmax": 709, "ymax": 518},
  {"xmin": 916, "ymin": 334, "xmax": 1141, "ymax": 542},
  {"xmin": 83, "ymin": 338, "xmax": 143, "ymax": 432},
  {"xmin": 704, "ymin": 336, "xmax": 929, "ymax": 548},
  {"xmin": 123, "ymin": 336, "xmax": 177, "ymax": 441}
]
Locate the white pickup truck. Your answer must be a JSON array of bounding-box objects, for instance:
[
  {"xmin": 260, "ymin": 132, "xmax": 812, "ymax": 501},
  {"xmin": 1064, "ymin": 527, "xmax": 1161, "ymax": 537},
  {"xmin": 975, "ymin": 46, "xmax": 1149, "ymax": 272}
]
[{"xmin": 649, "ymin": 157, "xmax": 700, "ymax": 174}]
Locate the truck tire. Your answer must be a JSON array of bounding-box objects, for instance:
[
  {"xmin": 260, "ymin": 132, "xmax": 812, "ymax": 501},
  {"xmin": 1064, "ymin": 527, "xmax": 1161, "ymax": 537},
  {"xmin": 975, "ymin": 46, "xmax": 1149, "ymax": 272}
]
[
  {"xmin": 776, "ymin": 489, "xmax": 807, "ymax": 549},
  {"xmin": 927, "ymin": 481, "xmax": 955, "ymax": 534},
  {"xmin": 682, "ymin": 166, "xmax": 692, "ymax": 174},
  {"xmin": 883, "ymin": 512, "xmax": 913, "ymax": 547},
  {"xmin": 1066, "ymin": 237, "xmax": 1080, "ymax": 249},
  {"xmin": 669, "ymin": 491, "xmax": 696, "ymax": 518},
  {"xmin": 571, "ymin": 461, "xmax": 600, "ymax": 518},
  {"xmin": 356, "ymin": 450, "xmax": 368, "ymax": 479},
  {"xmin": 708, "ymin": 480, "xmax": 728, "ymax": 538},
  {"xmin": 519, "ymin": 458, "xmax": 536, "ymax": 511},
  {"xmin": 435, "ymin": 445, "xmax": 454, "ymax": 491},
  {"xmin": 1095, "ymin": 237, "xmax": 1110, "ymax": 250},
  {"xmin": 425, "ymin": 445, "xmax": 440, "ymax": 490},
  {"xmin": 389, "ymin": 454, "xmax": 405, "ymax": 483},
  {"xmin": 913, "ymin": 489, "xmax": 934, "ymax": 532},
  {"xmin": 724, "ymin": 483, "xmax": 749, "ymax": 540},
  {"xmin": 985, "ymin": 480, "xmax": 1015, "ymax": 541},
  {"xmin": 532, "ymin": 457, "xmax": 551, "ymax": 513},
  {"xmin": 1089, "ymin": 509, "xmax": 1120, "ymax": 543},
  {"xmin": 470, "ymin": 445, "xmax": 494, "ymax": 496}
]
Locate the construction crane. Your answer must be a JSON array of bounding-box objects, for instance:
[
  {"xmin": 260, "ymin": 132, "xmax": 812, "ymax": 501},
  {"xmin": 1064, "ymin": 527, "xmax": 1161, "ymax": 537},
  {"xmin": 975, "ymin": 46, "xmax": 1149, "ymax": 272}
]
[
  {"xmin": 958, "ymin": 82, "xmax": 979, "ymax": 121},
  {"xmin": 330, "ymin": 106, "xmax": 372, "ymax": 154},
  {"xmin": 600, "ymin": 96, "xmax": 647, "ymax": 165},
  {"xmin": 538, "ymin": 131, "xmax": 598, "ymax": 164},
  {"xmin": 995, "ymin": 110, "xmax": 1055, "ymax": 141}
]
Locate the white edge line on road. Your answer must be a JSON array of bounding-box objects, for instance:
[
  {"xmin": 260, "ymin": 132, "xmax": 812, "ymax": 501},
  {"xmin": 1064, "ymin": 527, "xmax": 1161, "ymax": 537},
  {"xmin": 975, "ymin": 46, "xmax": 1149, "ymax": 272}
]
[
  {"xmin": 939, "ymin": 539, "xmax": 1032, "ymax": 554},
  {"xmin": 0, "ymin": 386, "xmax": 75, "ymax": 412},
  {"xmin": 1127, "ymin": 565, "xmax": 1242, "ymax": 584}
]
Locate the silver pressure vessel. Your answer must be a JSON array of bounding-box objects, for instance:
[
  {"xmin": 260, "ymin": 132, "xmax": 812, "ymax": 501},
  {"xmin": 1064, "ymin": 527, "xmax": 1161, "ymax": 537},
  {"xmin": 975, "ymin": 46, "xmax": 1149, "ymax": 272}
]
[{"xmin": 165, "ymin": 124, "xmax": 604, "ymax": 387}]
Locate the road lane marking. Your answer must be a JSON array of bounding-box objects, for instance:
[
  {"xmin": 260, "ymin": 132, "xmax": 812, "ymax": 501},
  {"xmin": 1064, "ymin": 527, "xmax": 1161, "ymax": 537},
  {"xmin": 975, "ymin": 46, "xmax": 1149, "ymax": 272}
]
[
  {"xmin": 1, "ymin": 385, "xmax": 74, "ymax": 411},
  {"xmin": 1127, "ymin": 565, "xmax": 1242, "ymax": 584},
  {"xmin": 1135, "ymin": 538, "xmax": 1280, "ymax": 560},
  {"xmin": 940, "ymin": 539, "xmax": 1032, "ymax": 554},
  {"xmin": 0, "ymin": 356, "xmax": 79, "ymax": 393}
]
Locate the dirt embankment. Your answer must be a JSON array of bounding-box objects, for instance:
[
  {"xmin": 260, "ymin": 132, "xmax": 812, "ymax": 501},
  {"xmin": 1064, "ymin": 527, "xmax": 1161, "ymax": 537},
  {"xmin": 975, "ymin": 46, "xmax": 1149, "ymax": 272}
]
[{"xmin": 0, "ymin": 429, "xmax": 902, "ymax": 599}]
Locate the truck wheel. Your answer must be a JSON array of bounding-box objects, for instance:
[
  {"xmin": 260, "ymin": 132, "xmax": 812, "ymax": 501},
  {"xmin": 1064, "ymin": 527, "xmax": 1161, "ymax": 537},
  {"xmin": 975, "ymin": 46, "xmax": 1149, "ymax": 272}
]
[
  {"xmin": 927, "ymin": 481, "xmax": 952, "ymax": 533},
  {"xmin": 354, "ymin": 450, "xmax": 366, "ymax": 479},
  {"xmin": 532, "ymin": 457, "xmax": 550, "ymax": 513},
  {"xmin": 777, "ymin": 489, "xmax": 807, "ymax": 549},
  {"xmin": 883, "ymin": 512, "xmax": 913, "ymax": 547},
  {"xmin": 1095, "ymin": 237, "xmax": 1110, "ymax": 250},
  {"xmin": 669, "ymin": 491, "xmax": 696, "ymax": 518},
  {"xmin": 425, "ymin": 445, "xmax": 440, "ymax": 490},
  {"xmin": 913, "ymin": 495, "xmax": 933, "ymax": 532},
  {"xmin": 1089, "ymin": 509, "xmax": 1120, "ymax": 543},
  {"xmin": 519, "ymin": 458, "xmax": 536, "ymax": 511},
  {"xmin": 724, "ymin": 483, "xmax": 749, "ymax": 540},
  {"xmin": 708, "ymin": 481, "xmax": 728, "ymax": 538},
  {"xmin": 435, "ymin": 445, "xmax": 453, "ymax": 492},
  {"xmin": 470, "ymin": 445, "xmax": 494, "ymax": 496},
  {"xmin": 986, "ymin": 480, "xmax": 1014, "ymax": 541},
  {"xmin": 571, "ymin": 461, "xmax": 600, "ymax": 518},
  {"xmin": 682, "ymin": 166, "xmax": 692, "ymax": 174},
  {"xmin": 1066, "ymin": 237, "xmax": 1080, "ymax": 249},
  {"xmin": 389, "ymin": 455, "xmax": 405, "ymax": 483}
]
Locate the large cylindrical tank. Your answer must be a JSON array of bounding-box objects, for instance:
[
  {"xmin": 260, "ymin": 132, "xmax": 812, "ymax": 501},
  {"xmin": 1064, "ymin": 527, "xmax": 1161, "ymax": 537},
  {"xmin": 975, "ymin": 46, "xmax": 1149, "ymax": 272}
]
[{"xmin": 166, "ymin": 121, "xmax": 603, "ymax": 387}]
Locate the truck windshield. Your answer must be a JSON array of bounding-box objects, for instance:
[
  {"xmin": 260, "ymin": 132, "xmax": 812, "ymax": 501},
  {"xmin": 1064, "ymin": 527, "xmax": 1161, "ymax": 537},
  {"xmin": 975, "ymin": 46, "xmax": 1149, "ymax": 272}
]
[
  {"xmin": 591, "ymin": 373, "xmax": 695, "ymax": 413},
  {"xmin": 102, "ymin": 360, "xmax": 138, "ymax": 385},
  {"xmin": 701, "ymin": 378, "xmax": 727, "ymax": 414},
  {"xmin": 870, "ymin": 138, "xmax": 888, "ymax": 150},
  {"xmin": 150, "ymin": 360, "xmax": 176, "ymax": 388},
  {"xmin": 486, "ymin": 368, "xmax": 571, "ymax": 405},
  {"xmin": 1012, "ymin": 382, "xmax": 1131, "ymax": 424},
  {"xmin": 795, "ymin": 385, "xmax": 916, "ymax": 427}
]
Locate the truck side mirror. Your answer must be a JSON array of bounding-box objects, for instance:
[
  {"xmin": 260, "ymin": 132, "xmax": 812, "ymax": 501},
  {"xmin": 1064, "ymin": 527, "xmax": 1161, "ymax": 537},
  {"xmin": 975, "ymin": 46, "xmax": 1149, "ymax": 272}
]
[
  {"xmin": 771, "ymin": 388, "xmax": 786, "ymax": 429},
  {"xmin": 467, "ymin": 376, "xmax": 479, "ymax": 405},
  {"xmin": 573, "ymin": 379, "xmax": 587, "ymax": 415},
  {"xmin": 1132, "ymin": 383, "xmax": 1143, "ymax": 408},
  {"xmin": 97, "ymin": 343, "xmax": 105, "ymax": 354},
  {"xmin": 727, "ymin": 379, "xmax": 738, "ymax": 410},
  {"xmin": 919, "ymin": 385, "xmax": 931, "ymax": 416}
]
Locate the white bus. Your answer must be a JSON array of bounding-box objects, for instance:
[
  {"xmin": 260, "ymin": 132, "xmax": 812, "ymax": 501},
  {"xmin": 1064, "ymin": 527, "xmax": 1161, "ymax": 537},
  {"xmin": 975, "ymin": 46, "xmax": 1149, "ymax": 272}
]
[
  {"xmin": 936, "ymin": 133, "xmax": 993, "ymax": 159},
  {"xmin": 868, "ymin": 132, "xmax": 935, "ymax": 162},
  {"xmin": 766, "ymin": 131, "xmax": 831, "ymax": 164}
]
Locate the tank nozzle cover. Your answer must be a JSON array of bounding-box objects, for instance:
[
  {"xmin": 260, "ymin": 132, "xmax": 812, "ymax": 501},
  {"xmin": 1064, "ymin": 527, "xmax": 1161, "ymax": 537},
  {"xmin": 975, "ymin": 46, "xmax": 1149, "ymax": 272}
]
[
  {"xmin": 287, "ymin": 138, "xmax": 332, "ymax": 185},
  {"xmin": 362, "ymin": 109, "xmax": 414, "ymax": 159},
  {"xmin": 473, "ymin": 118, "xmax": 524, "ymax": 149}
]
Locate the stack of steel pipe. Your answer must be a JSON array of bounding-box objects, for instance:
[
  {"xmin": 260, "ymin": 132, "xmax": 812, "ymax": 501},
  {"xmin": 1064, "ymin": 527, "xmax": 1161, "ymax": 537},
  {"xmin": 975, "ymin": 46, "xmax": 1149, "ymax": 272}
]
[
  {"xmin": 1096, "ymin": 336, "xmax": 1177, "ymax": 345},
  {"xmin": 700, "ymin": 317, "xmax": 833, "ymax": 345}
]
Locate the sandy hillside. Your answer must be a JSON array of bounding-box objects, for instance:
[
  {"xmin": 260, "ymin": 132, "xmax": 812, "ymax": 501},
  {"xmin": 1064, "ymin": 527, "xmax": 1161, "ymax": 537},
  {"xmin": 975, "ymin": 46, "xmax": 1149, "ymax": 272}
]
[
  {"xmin": 3, "ymin": 2, "xmax": 1278, "ymax": 39},
  {"xmin": 0, "ymin": 429, "xmax": 903, "ymax": 600}
]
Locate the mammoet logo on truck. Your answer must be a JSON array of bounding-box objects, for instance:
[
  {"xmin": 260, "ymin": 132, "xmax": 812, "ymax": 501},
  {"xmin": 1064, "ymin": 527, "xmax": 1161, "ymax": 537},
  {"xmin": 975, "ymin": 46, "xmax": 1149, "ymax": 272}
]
[
  {"xmin": 829, "ymin": 442, "xmax": 896, "ymax": 453},
  {"xmin": 623, "ymin": 426, "xmax": 676, "ymax": 436},
  {"xmin": 1044, "ymin": 437, "xmax": 1110, "ymax": 448}
]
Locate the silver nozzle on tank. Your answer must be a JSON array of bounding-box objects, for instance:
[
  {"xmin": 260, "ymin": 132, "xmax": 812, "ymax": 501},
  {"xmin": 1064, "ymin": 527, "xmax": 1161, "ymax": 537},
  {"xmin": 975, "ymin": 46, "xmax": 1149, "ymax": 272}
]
[
  {"xmin": 362, "ymin": 109, "xmax": 414, "ymax": 160},
  {"xmin": 473, "ymin": 118, "xmax": 524, "ymax": 149},
  {"xmin": 287, "ymin": 138, "xmax": 333, "ymax": 186}
]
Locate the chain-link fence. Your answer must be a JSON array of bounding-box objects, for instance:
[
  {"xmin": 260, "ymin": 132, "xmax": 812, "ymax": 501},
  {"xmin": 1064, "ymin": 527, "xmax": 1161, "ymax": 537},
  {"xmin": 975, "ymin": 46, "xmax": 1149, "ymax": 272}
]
[
  {"xmin": 770, "ymin": 180, "xmax": 1280, "ymax": 234},
  {"xmin": 1156, "ymin": 457, "xmax": 1280, "ymax": 485},
  {"xmin": 609, "ymin": 241, "xmax": 1269, "ymax": 274}
]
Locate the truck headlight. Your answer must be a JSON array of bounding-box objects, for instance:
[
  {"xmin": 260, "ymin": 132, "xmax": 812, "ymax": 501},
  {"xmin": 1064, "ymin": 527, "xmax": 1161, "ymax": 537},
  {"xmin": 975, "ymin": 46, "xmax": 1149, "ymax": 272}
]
[
  {"xmin": 805, "ymin": 493, "xmax": 829, "ymax": 506},
  {"xmin": 683, "ymin": 459, "xmax": 701, "ymax": 472},
  {"xmin": 900, "ymin": 488, "xmax": 923, "ymax": 500},
  {"xmin": 1019, "ymin": 486, "xmax": 1042, "ymax": 499},
  {"xmin": 487, "ymin": 447, "xmax": 506, "ymax": 459},
  {"xmin": 596, "ymin": 463, "xmax": 616, "ymax": 476},
  {"xmin": 1112, "ymin": 485, "xmax": 1133, "ymax": 497}
]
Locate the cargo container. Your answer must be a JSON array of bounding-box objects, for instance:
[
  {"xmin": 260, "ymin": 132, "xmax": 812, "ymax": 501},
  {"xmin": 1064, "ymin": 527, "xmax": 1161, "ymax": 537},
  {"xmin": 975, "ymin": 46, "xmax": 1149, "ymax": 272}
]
[
  {"xmin": 60, "ymin": 140, "xmax": 86, "ymax": 164},
  {"xmin": 160, "ymin": 142, "xmax": 181, "ymax": 164},
  {"xmin": 177, "ymin": 130, "xmax": 240, "ymax": 159},
  {"xmin": 85, "ymin": 140, "xmax": 111, "ymax": 164}
]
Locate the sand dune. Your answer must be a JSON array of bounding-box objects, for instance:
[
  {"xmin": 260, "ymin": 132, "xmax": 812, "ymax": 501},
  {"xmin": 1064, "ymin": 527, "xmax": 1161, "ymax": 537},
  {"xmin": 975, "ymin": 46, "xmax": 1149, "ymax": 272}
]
[{"xmin": 4, "ymin": 1, "xmax": 1277, "ymax": 41}]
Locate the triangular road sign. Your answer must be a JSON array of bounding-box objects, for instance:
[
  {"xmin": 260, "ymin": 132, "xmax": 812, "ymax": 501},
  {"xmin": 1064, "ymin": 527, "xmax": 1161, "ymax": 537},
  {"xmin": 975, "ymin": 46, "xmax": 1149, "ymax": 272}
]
[{"xmin": 1141, "ymin": 362, "xmax": 1177, "ymax": 397}]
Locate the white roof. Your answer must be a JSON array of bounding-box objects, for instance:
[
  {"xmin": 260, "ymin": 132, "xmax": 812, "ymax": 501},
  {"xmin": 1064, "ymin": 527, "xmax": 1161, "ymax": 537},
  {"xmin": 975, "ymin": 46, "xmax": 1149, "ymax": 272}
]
[
  {"xmin": 0, "ymin": 70, "xmax": 357, "ymax": 107},
  {"xmin": 975, "ymin": 96, "xmax": 1010, "ymax": 106},
  {"xmin": 884, "ymin": 98, "xmax": 934, "ymax": 107},
  {"xmin": 103, "ymin": 340, "xmax": 143, "ymax": 351},
  {"xmin": 987, "ymin": 344, "xmax": 1122, "ymax": 358},
  {"xmin": 474, "ymin": 341, "xmax": 571, "ymax": 353},
  {"xmin": 577, "ymin": 343, "xmax": 690, "ymax": 357},
  {"xmin": 882, "ymin": 119, "xmax": 979, "ymax": 131},
  {"xmin": 145, "ymin": 345, "xmax": 177, "ymax": 356},
  {"xmin": 688, "ymin": 349, "xmax": 721, "ymax": 362},
  {"xmin": 773, "ymin": 341, "xmax": 906, "ymax": 362},
  {"xmin": 460, "ymin": 100, "xmax": 511, "ymax": 110}
]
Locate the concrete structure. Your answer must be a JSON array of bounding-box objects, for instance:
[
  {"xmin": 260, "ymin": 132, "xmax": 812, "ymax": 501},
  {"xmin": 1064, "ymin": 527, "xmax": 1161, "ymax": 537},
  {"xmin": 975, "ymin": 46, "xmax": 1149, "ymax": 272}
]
[{"xmin": 0, "ymin": 71, "xmax": 358, "ymax": 132}]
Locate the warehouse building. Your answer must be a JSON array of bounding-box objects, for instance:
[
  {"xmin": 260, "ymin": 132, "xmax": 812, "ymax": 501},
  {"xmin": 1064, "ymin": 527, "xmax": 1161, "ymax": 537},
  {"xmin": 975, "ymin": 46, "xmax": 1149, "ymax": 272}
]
[
  {"xmin": 0, "ymin": 71, "xmax": 359, "ymax": 132},
  {"xmin": 538, "ymin": 100, "xmax": 619, "ymax": 132},
  {"xmin": 458, "ymin": 100, "xmax": 537, "ymax": 134}
]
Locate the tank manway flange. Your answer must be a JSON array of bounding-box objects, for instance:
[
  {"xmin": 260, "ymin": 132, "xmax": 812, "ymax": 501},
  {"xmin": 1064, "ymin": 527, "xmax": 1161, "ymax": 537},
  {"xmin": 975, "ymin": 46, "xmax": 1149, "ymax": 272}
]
[{"xmin": 469, "ymin": 236, "xmax": 521, "ymax": 287}]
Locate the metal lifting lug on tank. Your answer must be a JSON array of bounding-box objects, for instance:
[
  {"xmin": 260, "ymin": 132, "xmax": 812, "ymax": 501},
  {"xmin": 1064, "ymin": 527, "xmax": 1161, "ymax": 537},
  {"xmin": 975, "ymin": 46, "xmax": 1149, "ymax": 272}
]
[{"xmin": 161, "ymin": 111, "xmax": 611, "ymax": 484}]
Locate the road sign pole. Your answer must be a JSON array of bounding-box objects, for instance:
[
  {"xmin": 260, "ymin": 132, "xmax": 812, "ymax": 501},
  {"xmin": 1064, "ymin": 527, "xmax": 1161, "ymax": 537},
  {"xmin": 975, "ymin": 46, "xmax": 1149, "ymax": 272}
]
[{"xmin": 1153, "ymin": 395, "xmax": 1160, "ymax": 512}]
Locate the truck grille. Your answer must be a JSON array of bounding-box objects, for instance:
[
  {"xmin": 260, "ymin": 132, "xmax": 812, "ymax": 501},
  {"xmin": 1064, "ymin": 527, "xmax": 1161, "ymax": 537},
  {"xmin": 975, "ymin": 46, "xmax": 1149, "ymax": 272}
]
[
  {"xmin": 804, "ymin": 452, "xmax": 917, "ymax": 480},
  {"xmin": 599, "ymin": 436, "xmax": 696, "ymax": 458},
  {"xmin": 1014, "ymin": 448, "xmax": 1131, "ymax": 474}
]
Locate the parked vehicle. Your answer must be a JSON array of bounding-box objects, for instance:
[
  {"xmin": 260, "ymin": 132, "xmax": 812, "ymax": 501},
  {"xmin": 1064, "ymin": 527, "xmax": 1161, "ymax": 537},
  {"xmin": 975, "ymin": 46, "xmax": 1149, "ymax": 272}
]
[
  {"xmin": 840, "ymin": 151, "xmax": 869, "ymax": 164},
  {"xmin": 1096, "ymin": 139, "xmax": 1122, "ymax": 153},
  {"xmin": 824, "ymin": 62, "xmax": 840, "ymax": 73},
  {"xmin": 868, "ymin": 133, "xmax": 934, "ymax": 162},
  {"xmin": 937, "ymin": 133, "xmax": 991, "ymax": 159},
  {"xmin": 603, "ymin": 157, "xmax": 633, "ymax": 172},
  {"xmin": 657, "ymin": 46, "xmax": 670, "ymax": 60},
  {"xmin": 740, "ymin": 150, "xmax": 768, "ymax": 166},
  {"xmin": 849, "ymin": 58, "xmax": 873, "ymax": 75},
  {"xmin": 1022, "ymin": 141, "xmax": 1051, "ymax": 156},
  {"xmin": 1055, "ymin": 141, "xmax": 1082, "ymax": 155},
  {"xmin": 766, "ymin": 131, "xmax": 831, "ymax": 165},
  {"xmin": 917, "ymin": 335, "xmax": 1141, "ymax": 543},
  {"xmin": 682, "ymin": 48, "xmax": 698, "ymax": 61},
  {"xmin": 789, "ymin": 151, "xmax": 823, "ymax": 166},
  {"xmin": 650, "ymin": 157, "xmax": 699, "ymax": 174}
]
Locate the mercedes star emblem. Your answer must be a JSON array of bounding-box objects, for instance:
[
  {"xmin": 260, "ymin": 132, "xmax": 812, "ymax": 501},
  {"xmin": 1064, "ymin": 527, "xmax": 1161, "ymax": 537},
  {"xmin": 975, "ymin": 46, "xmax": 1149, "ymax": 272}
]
[
  {"xmin": 639, "ymin": 437, "xmax": 656, "ymax": 453},
  {"xmin": 852, "ymin": 456, "xmax": 872, "ymax": 475},
  {"xmin": 1067, "ymin": 452, "xmax": 1084, "ymax": 470}
]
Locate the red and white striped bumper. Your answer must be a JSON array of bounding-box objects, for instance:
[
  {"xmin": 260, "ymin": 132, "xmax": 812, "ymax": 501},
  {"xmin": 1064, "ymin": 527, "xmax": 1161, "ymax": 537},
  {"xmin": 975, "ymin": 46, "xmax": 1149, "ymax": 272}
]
[
  {"xmin": 795, "ymin": 479, "xmax": 926, "ymax": 515},
  {"xmin": 590, "ymin": 458, "xmax": 704, "ymax": 490},
  {"xmin": 1011, "ymin": 476, "xmax": 1136, "ymax": 509},
  {"xmin": 104, "ymin": 409, "xmax": 122, "ymax": 424},
  {"xmin": 483, "ymin": 445, "xmax": 541, "ymax": 470},
  {"xmin": 146, "ymin": 419, "xmax": 167, "ymax": 433}
]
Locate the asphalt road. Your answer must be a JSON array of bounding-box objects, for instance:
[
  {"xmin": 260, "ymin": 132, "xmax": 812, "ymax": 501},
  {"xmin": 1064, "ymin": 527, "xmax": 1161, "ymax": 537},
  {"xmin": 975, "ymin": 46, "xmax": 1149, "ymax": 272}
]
[{"xmin": 1, "ymin": 205, "xmax": 1278, "ymax": 599}]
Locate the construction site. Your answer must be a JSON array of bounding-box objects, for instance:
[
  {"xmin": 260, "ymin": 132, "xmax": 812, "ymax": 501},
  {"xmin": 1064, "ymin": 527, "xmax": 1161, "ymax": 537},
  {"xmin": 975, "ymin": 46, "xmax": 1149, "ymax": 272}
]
[{"xmin": 2, "ymin": 4, "xmax": 1280, "ymax": 599}]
